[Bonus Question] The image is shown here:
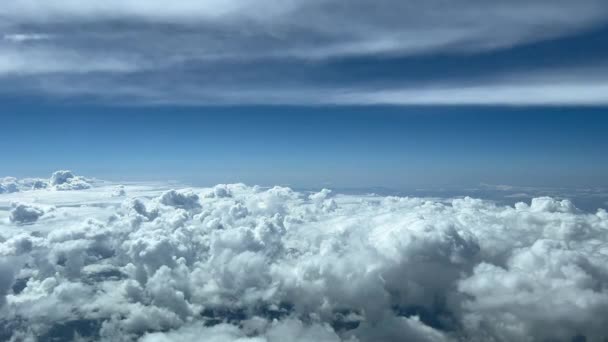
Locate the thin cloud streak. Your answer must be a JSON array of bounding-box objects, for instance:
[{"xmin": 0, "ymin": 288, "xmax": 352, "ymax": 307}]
[{"xmin": 18, "ymin": 66, "xmax": 608, "ymax": 106}]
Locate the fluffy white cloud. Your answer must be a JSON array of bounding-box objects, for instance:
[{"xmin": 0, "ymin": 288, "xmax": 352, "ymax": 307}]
[
  {"xmin": 1, "ymin": 176, "xmax": 607, "ymax": 341},
  {"xmin": 49, "ymin": 170, "xmax": 92, "ymax": 191},
  {"xmin": 0, "ymin": 170, "xmax": 92, "ymax": 194}
]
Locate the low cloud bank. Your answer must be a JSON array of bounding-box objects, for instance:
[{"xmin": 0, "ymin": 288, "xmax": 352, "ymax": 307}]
[
  {"xmin": 1, "ymin": 170, "xmax": 92, "ymax": 193},
  {"xmin": 1, "ymin": 178, "xmax": 607, "ymax": 341}
]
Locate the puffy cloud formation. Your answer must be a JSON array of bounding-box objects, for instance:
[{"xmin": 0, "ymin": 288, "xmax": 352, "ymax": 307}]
[
  {"xmin": 49, "ymin": 170, "xmax": 92, "ymax": 191},
  {"xmin": 9, "ymin": 203, "xmax": 45, "ymax": 224},
  {"xmin": 0, "ymin": 170, "xmax": 92, "ymax": 194},
  {"xmin": 49, "ymin": 170, "xmax": 76, "ymax": 186},
  {"xmin": 159, "ymin": 190, "xmax": 201, "ymax": 210},
  {"xmin": 0, "ymin": 177, "xmax": 19, "ymax": 194},
  {"xmin": 1, "ymin": 179, "xmax": 608, "ymax": 341}
]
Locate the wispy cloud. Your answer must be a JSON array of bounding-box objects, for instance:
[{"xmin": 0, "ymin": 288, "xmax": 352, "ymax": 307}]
[
  {"xmin": 0, "ymin": 0, "xmax": 607, "ymax": 104},
  {"xmin": 2, "ymin": 33, "xmax": 52, "ymax": 43},
  {"xmin": 332, "ymin": 82, "xmax": 608, "ymax": 106},
  {"xmin": 0, "ymin": 47, "xmax": 141, "ymax": 75},
  {"xmin": 15, "ymin": 64, "xmax": 608, "ymax": 106}
]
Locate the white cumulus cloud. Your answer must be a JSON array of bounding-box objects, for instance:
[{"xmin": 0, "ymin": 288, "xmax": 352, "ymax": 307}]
[{"xmin": 1, "ymin": 174, "xmax": 607, "ymax": 341}]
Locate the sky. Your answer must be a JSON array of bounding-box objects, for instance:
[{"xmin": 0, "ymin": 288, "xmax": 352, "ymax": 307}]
[
  {"xmin": 3, "ymin": 3, "xmax": 608, "ymax": 341},
  {"xmin": 1, "ymin": 0, "xmax": 608, "ymax": 189},
  {"xmin": 3, "ymin": 105, "xmax": 608, "ymax": 190}
]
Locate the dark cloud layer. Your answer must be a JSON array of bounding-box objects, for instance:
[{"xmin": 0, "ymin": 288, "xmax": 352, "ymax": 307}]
[{"xmin": 1, "ymin": 0, "xmax": 608, "ymax": 104}]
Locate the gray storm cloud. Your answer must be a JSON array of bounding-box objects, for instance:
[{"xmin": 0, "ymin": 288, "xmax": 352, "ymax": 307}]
[{"xmin": 1, "ymin": 173, "xmax": 608, "ymax": 341}]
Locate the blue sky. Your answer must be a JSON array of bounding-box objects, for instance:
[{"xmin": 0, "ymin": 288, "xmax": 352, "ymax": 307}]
[
  {"xmin": 3, "ymin": 105, "xmax": 608, "ymax": 189},
  {"xmin": 1, "ymin": 0, "xmax": 607, "ymax": 189}
]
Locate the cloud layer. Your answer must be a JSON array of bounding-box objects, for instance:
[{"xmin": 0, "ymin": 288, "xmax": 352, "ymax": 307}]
[
  {"xmin": 1, "ymin": 172, "xmax": 608, "ymax": 341},
  {"xmin": 1, "ymin": 0, "xmax": 607, "ymax": 104}
]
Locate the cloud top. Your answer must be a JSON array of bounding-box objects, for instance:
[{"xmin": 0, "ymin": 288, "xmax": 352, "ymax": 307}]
[
  {"xmin": 8, "ymin": 203, "xmax": 45, "ymax": 224},
  {"xmin": 1, "ymin": 175, "xmax": 608, "ymax": 341},
  {"xmin": 1, "ymin": 170, "xmax": 93, "ymax": 194}
]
